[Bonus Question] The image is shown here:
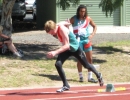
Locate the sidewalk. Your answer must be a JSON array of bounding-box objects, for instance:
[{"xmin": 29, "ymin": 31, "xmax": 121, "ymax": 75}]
[
  {"xmin": 93, "ymin": 26, "xmax": 130, "ymax": 34},
  {"xmin": 68, "ymin": 25, "xmax": 130, "ymax": 34},
  {"xmin": 12, "ymin": 26, "xmax": 130, "ymax": 45}
]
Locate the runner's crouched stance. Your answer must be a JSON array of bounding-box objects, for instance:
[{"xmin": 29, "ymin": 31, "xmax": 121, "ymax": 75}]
[{"xmin": 44, "ymin": 20, "xmax": 104, "ymax": 93}]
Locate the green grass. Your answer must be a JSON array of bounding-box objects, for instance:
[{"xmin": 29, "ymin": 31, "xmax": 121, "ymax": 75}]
[
  {"xmin": 0, "ymin": 40, "xmax": 130, "ymax": 88},
  {"xmin": 96, "ymin": 40, "xmax": 130, "ymax": 46},
  {"xmin": 94, "ymin": 40, "xmax": 130, "ymax": 83}
]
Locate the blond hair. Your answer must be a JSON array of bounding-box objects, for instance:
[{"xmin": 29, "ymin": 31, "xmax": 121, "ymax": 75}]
[
  {"xmin": 0, "ymin": 25, "xmax": 3, "ymax": 33},
  {"xmin": 44, "ymin": 20, "xmax": 56, "ymax": 33}
]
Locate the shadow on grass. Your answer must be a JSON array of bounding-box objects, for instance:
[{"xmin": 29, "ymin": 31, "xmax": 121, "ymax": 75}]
[
  {"xmin": 33, "ymin": 74, "xmax": 61, "ymax": 81},
  {"xmin": 93, "ymin": 46, "xmax": 129, "ymax": 54},
  {"xmin": 32, "ymin": 74, "xmax": 78, "ymax": 82},
  {"xmin": 1, "ymin": 43, "xmax": 100, "ymax": 62},
  {"xmin": 92, "ymin": 58, "xmax": 106, "ymax": 64},
  {"xmin": 1, "ymin": 43, "xmax": 129, "ymax": 65},
  {"xmin": 6, "ymin": 43, "xmax": 59, "ymax": 60}
]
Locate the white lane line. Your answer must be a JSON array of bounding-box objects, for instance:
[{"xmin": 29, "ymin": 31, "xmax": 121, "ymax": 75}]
[
  {"xmin": 0, "ymin": 94, "xmax": 6, "ymax": 96},
  {"xmin": 30, "ymin": 93, "xmax": 130, "ymax": 100}
]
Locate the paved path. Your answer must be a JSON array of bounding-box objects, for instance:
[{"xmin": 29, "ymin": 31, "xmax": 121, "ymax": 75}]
[
  {"xmin": 94, "ymin": 26, "xmax": 130, "ymax": 34},
  {"xmin": 12, "ymin": 29, "xmax": 130, "ymax": 45}
]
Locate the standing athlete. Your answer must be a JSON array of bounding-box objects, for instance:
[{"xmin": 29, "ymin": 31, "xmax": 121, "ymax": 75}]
[
  {"xmin": 44, "ymin": 20, "xmax": 104, "ymax": 93},
  {"xmin": 69, "ymin": 5, "xmax": 98, "ymax": 83}
]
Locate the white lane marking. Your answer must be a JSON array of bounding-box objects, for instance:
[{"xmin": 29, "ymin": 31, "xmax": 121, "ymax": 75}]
[
  {"xmin": 0, "ymin": 95, "xmax": 5, "ymax": 96},
  {"xmin": 30, "ymin": 92, "xmax": 130, "ymax": 100}
]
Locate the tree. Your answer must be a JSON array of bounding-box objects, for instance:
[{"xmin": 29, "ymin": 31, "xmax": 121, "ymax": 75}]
[
  {"xmin": 0, "ymin": 0, "xmax": 15, "ymax": 42},
  {"xmin": 99, "ymin": 0, "xmax": 124, "ymax": 16},
  {"xmin": 58, "ymin": 0, "xmax": 124, "ymax": 16},
  {"xmin": 57, "ymin": 0, "xmax": 80, "ymax": 10},
  {"xmin": 0, "ymin": 0, "xmax": 15, "ymax": 38}
]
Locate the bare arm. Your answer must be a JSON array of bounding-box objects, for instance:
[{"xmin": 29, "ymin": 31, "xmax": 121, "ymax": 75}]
[
  {"xmin": 57, "ymin": 16, "xmax": 74, "ymax": 26},
  {"xmin": 0, "ymin": 33, "xmax": 11, "ymax": 44},
  {"xmin": 57, "ymin": 21, "xmax": 71, "ymax": 28},
  {"xmin": 69, "ymin": 17, "xmax": 74, "ymax": 24},
  {"xmin": 88, "ymin": 17, "xmax": 97, "ymax": 37},
  {"xmin": 0, "ymin": 33, "xmax": 10, "ymax": 39}
]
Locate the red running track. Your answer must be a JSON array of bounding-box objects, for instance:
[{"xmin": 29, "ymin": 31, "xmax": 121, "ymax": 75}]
[{"xmin": 0, "ymin": 83, "xmax": 130, "ymax": 100}]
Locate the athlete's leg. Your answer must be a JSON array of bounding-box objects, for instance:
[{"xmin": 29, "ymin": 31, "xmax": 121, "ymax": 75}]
[
  {"xmin": 83, "ymin": 42, "xmax": 97, "ymax": 83},
  {"xmin": 85, "ymin": 49, "xmax": 98, "ymax": 83},
  {"xmin": 77, "ymin": 42, "xmax": 84, "ymax": 82},
  {"xmin": 73, "ymin": 47, "xmax": 104, "ymax": 86},
  {"xmin": 85, "ymin": 49, "xmax": 93, "ymax": 80},
  {"xmin": 55, "ymin": 50, "xmax": 71, "ymax": 92},
  {"xmin": 77, "ymin": 41, "xmax": 95, "ymax": 82},
  {"xmin": 77, "ymin": 61, "xmax": 84, "ymax": 82}
]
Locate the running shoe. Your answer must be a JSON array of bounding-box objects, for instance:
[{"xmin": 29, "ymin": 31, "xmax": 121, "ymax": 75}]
[
  {"xmin": 98, "ymin": 73, "xmax": 104, "ymax": 86},
  {"xmin": 56, "ymin": 86, "xmax": 70, "ymax": 93},
  {"xmin": 13, "ymin": 52, "xmax": 23, "ymax": 58},
  {"xmin": 88, "ymin": 78, "xmax": 98, "ymax": 83},
  {"xmin": 79, "ymin": 77, "xmax": 84, "ymax": 82}
]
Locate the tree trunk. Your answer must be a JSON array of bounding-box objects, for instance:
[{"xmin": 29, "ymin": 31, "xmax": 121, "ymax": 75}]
[
  {"xmin": 0, "ymin": 0, "xmax": 15, "ymax": 38},
  {"xmin": 36, "ymin": 0, "xmax": 44, "ymax": 29}
]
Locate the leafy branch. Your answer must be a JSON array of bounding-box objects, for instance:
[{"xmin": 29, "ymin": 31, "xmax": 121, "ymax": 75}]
[
  {"xmin": 57, "ymin": 0, "xmax": 80, "ymax": 10},
  {"xmin": 99, "ymin": 0, "xmax": 124, "ymax": 17}
]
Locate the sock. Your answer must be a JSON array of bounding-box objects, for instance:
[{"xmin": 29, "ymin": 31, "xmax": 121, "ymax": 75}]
[
  {"xmin": 79, "ymin": 72, "xmax": 83, "ymax": 78},
  {"xmin": 88, "ymin": 72, "xmax": 92, "ymax": 80}
]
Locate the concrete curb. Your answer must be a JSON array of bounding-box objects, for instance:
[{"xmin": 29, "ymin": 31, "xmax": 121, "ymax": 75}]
[{"xmin": 91, "ymin": 26, "xmax": 130, "ymax": 34}]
